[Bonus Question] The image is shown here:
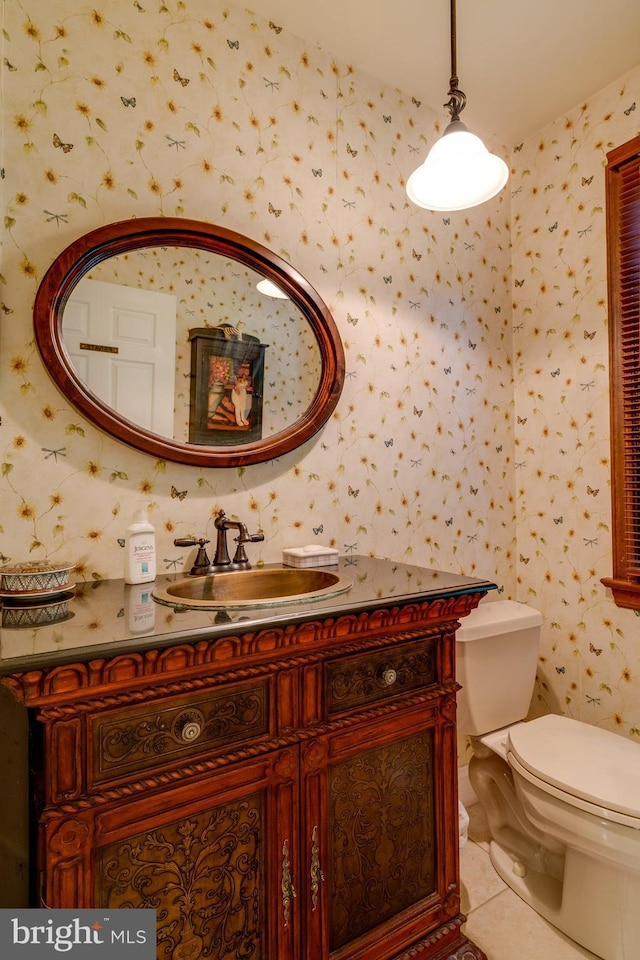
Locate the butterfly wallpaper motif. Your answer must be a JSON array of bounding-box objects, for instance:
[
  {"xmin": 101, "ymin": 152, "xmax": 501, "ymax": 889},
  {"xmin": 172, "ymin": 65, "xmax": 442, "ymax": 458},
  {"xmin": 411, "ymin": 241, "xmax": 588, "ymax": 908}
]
[{"xmin": 0, "ymin": 0, "xmax": 639, "ymax": 744}]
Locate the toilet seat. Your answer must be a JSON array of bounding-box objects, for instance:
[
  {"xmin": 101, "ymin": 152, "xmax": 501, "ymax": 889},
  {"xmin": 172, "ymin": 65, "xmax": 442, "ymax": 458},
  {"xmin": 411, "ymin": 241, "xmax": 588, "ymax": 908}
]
[{"xmin": 507, "ymin": 714, "xmax": 640, "ymax": 829}]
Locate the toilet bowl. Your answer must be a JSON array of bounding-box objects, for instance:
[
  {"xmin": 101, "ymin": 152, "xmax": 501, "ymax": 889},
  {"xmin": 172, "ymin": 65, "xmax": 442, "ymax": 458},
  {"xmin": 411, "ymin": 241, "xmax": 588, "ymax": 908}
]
[{"xmin": 456, "ymin": 600, "xmax": 640, "ymax": 960}]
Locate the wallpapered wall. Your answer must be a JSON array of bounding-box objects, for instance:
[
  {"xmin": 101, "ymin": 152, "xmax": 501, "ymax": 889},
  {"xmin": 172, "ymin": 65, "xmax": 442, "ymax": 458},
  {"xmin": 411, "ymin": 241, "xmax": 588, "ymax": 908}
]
[
  {"xmin": 510, "ymin": 68, "xmax": 640, "ymax": 735},
  {"xmin": 1, "ymin": 0, "xmax": 639, "ymax": 739},
  {"xmin": 1, "ymin": 0, "xmax": 514, "ymax": 578}
]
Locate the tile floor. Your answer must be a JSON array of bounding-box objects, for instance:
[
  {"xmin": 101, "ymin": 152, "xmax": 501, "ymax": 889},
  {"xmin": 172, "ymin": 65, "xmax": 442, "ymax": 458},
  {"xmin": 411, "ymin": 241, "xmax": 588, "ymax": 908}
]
[{"xmin": 460, "ymin": 802, "xmax": 600, "ymax": 960}]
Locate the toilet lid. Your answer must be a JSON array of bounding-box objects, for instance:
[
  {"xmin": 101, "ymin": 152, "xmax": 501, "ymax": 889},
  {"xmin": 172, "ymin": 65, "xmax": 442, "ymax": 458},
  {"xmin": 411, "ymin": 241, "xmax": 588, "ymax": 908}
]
[{"xmin": 508, "ymin": 714, "xmax": 640, "ymax": 820}]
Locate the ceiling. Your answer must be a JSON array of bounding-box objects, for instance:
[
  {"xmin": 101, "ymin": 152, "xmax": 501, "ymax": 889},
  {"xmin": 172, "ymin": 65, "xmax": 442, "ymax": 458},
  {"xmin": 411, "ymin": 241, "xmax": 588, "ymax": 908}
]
[{"xmin": 246, "ymin": 0, "xmax": 640, "ymax": 147}]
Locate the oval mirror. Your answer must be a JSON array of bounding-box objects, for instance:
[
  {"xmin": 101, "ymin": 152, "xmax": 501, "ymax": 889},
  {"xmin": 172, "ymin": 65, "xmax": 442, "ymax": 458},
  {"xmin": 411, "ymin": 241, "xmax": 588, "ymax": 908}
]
[{"xmin": 34, "ymin": 217, "xmax": 345, "ymax": 467}]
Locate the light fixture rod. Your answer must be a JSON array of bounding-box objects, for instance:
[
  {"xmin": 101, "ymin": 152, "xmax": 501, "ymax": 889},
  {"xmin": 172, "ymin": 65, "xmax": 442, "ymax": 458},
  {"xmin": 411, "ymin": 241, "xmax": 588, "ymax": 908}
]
[
  {"xmin": 450, "ymin": 0, "xmax": 457, "ymax": 78},
  {"xmin": 445, "ymin": 0, "xmax": 466, "ymax": 123}
]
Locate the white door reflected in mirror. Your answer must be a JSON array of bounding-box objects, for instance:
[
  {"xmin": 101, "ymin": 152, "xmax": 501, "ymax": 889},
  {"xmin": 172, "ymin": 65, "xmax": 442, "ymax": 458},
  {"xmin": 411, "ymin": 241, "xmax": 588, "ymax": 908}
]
[{"xmin": 63, "ymin": 278, "xmax": 177, "ymax": 437}]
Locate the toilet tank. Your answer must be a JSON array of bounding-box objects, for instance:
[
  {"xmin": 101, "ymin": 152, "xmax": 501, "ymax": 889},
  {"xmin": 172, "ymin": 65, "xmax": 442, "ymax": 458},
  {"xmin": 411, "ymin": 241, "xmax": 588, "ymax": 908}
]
[{"xmin": 455, "ymin": 600, "xmax": 542, "ymax": 736}]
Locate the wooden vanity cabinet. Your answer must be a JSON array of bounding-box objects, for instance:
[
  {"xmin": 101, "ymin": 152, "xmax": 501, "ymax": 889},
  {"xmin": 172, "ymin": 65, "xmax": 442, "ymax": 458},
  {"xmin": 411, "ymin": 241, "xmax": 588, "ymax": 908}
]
[
  {"xmin": 299, "ymin": 699, "xmax": 456, "ymax": 960},
  {"xmin": 2, "ymin": 595, "xmax": 487, "ymax": 960}
]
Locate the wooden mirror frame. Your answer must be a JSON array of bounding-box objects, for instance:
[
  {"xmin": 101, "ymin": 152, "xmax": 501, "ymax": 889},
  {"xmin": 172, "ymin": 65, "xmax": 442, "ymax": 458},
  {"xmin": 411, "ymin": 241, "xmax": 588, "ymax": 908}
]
[{"xmin": 34, "ymin": 217, "xmax": 345, "ymax": 467}]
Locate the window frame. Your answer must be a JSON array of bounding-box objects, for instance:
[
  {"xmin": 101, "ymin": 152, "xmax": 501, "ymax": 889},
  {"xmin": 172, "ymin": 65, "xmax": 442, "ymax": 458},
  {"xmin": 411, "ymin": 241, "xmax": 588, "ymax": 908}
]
[{"xmin": 602, "ymin": 134, "xmax": 640, "ymax": 609}]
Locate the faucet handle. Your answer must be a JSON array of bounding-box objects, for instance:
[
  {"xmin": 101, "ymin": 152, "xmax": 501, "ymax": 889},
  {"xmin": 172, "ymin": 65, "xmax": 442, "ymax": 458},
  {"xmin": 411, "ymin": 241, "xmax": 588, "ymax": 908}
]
[
  {"xmin": 173, "ymin": 537, "xmax": 214, "ymax": 576},
  {"xmin": 237, "ymin": 532, "xmax": 265, "ymax": 545},
  {"xmin": 232, "ymin": 531, "xmax": 264, "ymax": 566}
]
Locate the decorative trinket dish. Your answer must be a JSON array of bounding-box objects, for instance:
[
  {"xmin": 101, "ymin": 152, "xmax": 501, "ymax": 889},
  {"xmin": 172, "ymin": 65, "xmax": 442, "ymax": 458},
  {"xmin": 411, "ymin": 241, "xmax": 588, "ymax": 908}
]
[{"xmin": 0, "ymin": 560, "xmax": 74, "ymax": 596}]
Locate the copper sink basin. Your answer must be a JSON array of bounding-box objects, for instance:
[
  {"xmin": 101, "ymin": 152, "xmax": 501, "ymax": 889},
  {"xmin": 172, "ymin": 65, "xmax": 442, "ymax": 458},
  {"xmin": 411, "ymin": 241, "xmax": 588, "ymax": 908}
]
[{"xmin": 152, "ymin": 566, "xmax": 352, "ymax": 609}]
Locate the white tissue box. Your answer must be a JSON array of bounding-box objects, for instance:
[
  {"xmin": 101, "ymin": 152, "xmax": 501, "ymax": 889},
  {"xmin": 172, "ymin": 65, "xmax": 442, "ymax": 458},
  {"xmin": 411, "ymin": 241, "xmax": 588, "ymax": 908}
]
[{"xmin": 282, "ymin": 544, "xmax": 339, "ymax": 568}]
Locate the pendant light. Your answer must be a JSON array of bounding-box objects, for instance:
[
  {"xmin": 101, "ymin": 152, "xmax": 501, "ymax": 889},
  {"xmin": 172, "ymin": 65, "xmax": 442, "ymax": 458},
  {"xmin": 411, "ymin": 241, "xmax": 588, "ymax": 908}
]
[{"xmin": 406, "ymin": 0, "xmax": 509, "ymax": 212}]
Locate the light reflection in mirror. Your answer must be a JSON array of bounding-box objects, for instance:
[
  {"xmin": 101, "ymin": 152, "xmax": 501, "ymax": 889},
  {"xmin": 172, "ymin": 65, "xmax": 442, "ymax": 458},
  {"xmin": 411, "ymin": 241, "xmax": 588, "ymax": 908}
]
[{"xmin": 256, "ymin": 278, "xmax": 290, "ymax": 299}]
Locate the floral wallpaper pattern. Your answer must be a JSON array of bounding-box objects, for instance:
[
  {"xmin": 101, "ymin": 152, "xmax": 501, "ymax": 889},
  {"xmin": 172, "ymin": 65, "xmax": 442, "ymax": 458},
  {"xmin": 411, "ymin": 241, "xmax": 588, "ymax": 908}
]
[
  {"xmin": 510, "ymin": 73, "xmax": 640, "ymax": 736},
  {"xmin": 1, "ymin": 0, "xmax": 639, "ymax": 742}
]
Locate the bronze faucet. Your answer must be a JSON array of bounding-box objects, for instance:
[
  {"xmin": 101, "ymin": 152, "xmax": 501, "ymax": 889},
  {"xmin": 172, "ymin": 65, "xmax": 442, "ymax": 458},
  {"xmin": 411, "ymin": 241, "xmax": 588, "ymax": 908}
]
[
  {"xmin": 212, "ymin": 509, "xmax": 264, "ymax": 568},
  {"xmin": 174, "ymin": 509, "xmax": 264, "ymax": 575}
]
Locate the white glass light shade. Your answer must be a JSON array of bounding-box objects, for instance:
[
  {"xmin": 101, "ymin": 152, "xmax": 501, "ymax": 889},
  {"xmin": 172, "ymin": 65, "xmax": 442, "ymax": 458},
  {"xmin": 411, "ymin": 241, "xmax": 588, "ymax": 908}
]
[
  {"xmin": 256, "ymin": 278, "xmax": 289, "ymax": 299},
  {"xmin": 406, "ymin": 120, "xmax": 509, "ymax": 212}
]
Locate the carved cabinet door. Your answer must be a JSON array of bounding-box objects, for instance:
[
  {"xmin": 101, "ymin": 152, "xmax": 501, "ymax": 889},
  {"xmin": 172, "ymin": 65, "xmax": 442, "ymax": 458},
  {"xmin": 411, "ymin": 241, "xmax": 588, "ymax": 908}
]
[
  {"xmin": 41, "ymin": 747, "xmax": 300, "ymax": 960},
  {"xmin": 298, "ymin": 699, "xmax": 460, "ymax": 960}
]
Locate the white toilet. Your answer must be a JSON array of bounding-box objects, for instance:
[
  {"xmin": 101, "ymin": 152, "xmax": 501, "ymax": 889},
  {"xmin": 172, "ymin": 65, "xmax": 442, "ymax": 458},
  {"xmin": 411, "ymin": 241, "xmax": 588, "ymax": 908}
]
[{"xmin": 456, "ymin": 600, "xmax": 640, "ymax": 960}]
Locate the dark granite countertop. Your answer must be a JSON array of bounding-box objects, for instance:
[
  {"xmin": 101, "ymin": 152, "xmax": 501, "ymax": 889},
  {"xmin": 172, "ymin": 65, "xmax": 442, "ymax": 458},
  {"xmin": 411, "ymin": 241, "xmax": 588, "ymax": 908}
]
[{"xmin": 0, "ymin": 556, "xmax": 496, "ymax": 675}]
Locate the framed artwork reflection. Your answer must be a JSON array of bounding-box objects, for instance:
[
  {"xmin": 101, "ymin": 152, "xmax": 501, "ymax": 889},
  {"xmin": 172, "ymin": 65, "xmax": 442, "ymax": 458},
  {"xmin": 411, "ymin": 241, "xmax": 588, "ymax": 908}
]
[{"xmin": 188, "ymin": 325, "xmax": 268, "ymax": 446}]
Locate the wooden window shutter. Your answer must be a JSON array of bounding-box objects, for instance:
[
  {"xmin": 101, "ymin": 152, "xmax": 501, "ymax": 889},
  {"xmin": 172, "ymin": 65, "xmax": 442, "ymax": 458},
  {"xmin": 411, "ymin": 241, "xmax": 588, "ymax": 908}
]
[{"xmin": 602, "ymin": 134, "xmax": 640, "ymax": 608}]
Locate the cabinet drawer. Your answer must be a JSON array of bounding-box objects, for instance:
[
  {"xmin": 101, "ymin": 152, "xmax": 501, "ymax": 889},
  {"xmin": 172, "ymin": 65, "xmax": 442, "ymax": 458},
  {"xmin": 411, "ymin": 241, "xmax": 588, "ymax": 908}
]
[
  {"xmin": 91, "ymin": 679, "xmax": 270, "ymax": 783},
  {"xmin": 326, "ymin": 637, "xmax": 437, "ymax": 716}
]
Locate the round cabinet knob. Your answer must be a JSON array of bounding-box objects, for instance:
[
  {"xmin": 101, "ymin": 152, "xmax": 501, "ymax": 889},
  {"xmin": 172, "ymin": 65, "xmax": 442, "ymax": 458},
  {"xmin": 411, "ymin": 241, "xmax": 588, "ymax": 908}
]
[
  {"xmin": 381, "ymin": 667, "xmax": 397, "ymax": 687},
  {"xmin": 172, "ymin": 709, "xmax": 205, "ymax": 743}
]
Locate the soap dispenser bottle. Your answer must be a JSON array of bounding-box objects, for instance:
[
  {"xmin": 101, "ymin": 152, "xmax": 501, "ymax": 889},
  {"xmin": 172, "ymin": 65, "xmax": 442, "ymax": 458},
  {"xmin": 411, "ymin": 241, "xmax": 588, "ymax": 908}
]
[{"xmin": 124, "ymin": 506, "xmax": 156, "ymax": 584}]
